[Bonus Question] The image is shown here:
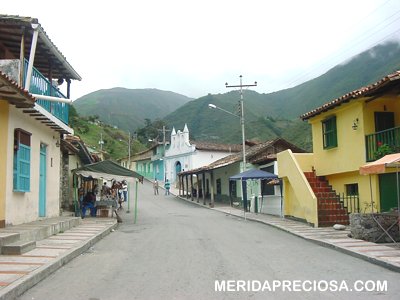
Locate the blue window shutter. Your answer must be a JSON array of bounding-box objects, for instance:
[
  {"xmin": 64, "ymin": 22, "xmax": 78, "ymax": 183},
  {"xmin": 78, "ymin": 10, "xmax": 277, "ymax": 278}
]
[
  {"xmin": 14, "ymin": 144, "xmax": 31, "ymax": 192},
  {"xmin": 19, "ymin": 144, "xmax": 31, "ymax": 191}
]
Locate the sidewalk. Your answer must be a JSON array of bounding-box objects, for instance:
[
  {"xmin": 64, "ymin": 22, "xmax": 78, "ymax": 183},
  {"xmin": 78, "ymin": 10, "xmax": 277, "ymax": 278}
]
[
  {"xmin": 0, "ymin": 217, "xmax": 117, "ymax": 300},
  {"xmin": 169, "ymin": 185, "xmax": 400, "ymax": 273}
]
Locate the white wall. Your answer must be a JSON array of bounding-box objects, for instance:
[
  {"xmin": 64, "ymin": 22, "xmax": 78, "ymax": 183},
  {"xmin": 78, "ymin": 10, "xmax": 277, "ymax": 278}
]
[
  {"xmin": 6, "ymin": 107, "xmax": 61, "ymax": 225},
  {"xmin": 191, "ymin": 150, "xmax": 233, "ymax": 169}
]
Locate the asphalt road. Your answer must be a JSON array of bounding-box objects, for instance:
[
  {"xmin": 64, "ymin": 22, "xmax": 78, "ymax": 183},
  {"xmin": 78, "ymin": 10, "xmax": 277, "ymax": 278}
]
[{"xmin": 19, "ymin": 181, "xmax": 400, "ymax": 300}]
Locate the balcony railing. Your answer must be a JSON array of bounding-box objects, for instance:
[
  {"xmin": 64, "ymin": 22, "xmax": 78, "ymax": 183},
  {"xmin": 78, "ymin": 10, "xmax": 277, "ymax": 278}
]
[
  {"xmin": 24, "ymin": 60, "xmax": 69, "ymax": 125},
  {"xmin": 365, "ymin": 126, "xmax": 400, "ymax": 161}
]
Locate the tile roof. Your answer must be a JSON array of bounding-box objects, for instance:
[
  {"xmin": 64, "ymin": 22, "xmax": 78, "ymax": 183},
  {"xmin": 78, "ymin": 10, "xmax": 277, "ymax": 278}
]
[
  {"xmin": 0, "ymin": 71, "xmax": 35, "ymax": 108},
  {"xmin": 192, "ymin": 141, "xmax": 242, "ymax": 152},
  {"xmin": 0, "ymin": 14, "xmax": 81, "ymax": 80},
  {"xmin": 301, "ymin": 70, "xmax": 400, "ymax": 120},
  {"xmin": 179, "ymin": 138, "xmax": 306, "ymax": 175}
]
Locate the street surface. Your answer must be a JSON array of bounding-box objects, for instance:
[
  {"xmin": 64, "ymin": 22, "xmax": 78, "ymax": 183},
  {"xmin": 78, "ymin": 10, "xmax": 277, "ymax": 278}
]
[{"xmin": 19, "ymin": 181, "xmax": 400, "ymax": 300}]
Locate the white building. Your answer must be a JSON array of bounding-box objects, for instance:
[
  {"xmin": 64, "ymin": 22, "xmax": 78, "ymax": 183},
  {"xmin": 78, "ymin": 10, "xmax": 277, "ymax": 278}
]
[{"xmin": 164, "ymin": 124, "xmax": 241, "ymax": 183}]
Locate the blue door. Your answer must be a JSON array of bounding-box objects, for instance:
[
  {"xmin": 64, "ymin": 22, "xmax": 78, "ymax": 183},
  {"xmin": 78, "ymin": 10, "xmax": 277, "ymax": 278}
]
[
  {"xmin": 39, "ymin": 143, "xmax": 47, "ymax": 217},
  {"xmin": 175, "ymin": 161, "xmax": 182, "ymax": 181}
]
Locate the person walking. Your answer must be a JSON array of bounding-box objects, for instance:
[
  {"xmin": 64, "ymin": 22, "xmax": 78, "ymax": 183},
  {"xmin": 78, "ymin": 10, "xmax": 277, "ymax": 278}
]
[
  {"xmin": 164, "ymin": 179, "xmax": 170, "ymax": 195},
  {"xmin": 153, "ymin": 179, "xmax": 159, "ymax": 195}
]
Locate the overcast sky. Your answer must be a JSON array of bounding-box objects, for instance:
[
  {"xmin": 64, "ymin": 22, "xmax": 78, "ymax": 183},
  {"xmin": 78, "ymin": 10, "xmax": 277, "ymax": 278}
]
[{"xmin": 3, "ymin": 0, "xmax": 400, "ymax": 100}]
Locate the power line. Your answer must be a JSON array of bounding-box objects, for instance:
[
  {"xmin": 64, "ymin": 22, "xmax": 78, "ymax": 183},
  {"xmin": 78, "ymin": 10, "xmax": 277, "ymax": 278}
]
[{"xmin": 281, "ymin": 0, "xmax": 400, "ymax": 89}]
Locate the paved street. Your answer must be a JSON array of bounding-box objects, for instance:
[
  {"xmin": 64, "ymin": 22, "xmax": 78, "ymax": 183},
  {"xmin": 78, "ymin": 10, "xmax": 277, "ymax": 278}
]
[{"xmin": 19, "ymin": 181, "xmax": 400, "ymax": 300}]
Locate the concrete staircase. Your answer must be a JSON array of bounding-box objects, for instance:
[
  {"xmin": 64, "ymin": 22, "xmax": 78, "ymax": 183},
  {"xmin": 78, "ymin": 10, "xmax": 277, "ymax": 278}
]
[
  {"xmin": 0, "ymin": 216, "xmax": 81, "ymax": 255},
  {"xmin": 304, "ymin": 171, "xmax": 349, "ymax": 227}
]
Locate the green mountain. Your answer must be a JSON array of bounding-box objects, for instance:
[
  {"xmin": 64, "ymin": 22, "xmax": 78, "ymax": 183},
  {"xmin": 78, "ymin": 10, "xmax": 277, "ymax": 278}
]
[
  {"xmin": 73, "ymin": 88, "xmax": 193, "ymax": 132},
  {"xmin": 163, "ymin": 41, "xmax": 400, "ymax": 151},
  {"xmin": 72, "ymin": 41, "xmax": 400, "ymax": 153},
  {"xmin": 69, "ymin": 106, "xmax": 146, "ymax": 160}
]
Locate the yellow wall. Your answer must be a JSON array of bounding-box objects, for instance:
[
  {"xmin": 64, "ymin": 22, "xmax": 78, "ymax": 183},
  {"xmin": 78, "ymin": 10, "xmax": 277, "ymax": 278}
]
[
  {"xmin": 325, "ymin": 171, "xmax": 380, "ymax": 213},
  {"xmin": 277, "ymin": 150, "xmax": 318, "ymax": 226},
  {"xmin": 0, "ymin": 101, "xmax": 8, "ymax": 227},
  {"xmin": 309, "ymin": 94, "xmax": 399, "ymax": 212},
  {"xmin": 310, "ymin": 100, "xmax": 366, "ymax": 176},
  {"xmin": 362, "ymin": 93, "xmax": 400, "ymax": 135}
]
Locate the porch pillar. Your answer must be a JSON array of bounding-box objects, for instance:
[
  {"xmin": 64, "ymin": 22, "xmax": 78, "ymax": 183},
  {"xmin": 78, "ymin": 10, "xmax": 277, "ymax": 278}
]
[
  {"xmin": 186, "ymin": 175, "xmax": 189, "ymax": 199},
  {"xmin": 178, "ymin": 175, "xmax": 182, "ymax": 196},
  {"xmin": 190, "ymin": 174, "xmax": 194, "ymax": 201},
  {"xmin": 210, "ymin": 171, "xmax": 214, "ymax": 208},
  {"xmin": 202, "ymin": 173, "xmax": 206, "ymax": 205},
  {"xmin": 181, "ymin": 175, "xmax": 184, "ymax": 197},
  {"xmin": 196, "ymin": 173, "xmax": 199, "ymax": 203},
  {"xmin": 19, "ymin": 28, "xmax": 25, "ymax": 85},
  {"xmin": 25, "ymin": 24, "xmax": 39, "ymax": 91}
]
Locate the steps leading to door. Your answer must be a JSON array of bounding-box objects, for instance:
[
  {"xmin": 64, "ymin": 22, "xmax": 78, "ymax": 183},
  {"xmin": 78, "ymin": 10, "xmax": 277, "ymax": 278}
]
[{"xmin": 304, "ymin": 172, "xmax": 349, "ymax": 227}]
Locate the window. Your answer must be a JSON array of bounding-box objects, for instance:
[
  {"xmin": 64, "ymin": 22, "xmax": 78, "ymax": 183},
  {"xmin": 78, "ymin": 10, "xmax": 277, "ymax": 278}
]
[
  {"xmin": 346, "ymin": 183, "xmax": 359, "ymax": 196},
  {"xmin": 322, "ymin": 116, "xmax": 337, "ymax": 149},
  {"xmin": 13, "ymin": 129, "xmax": 31, "ymax": 192}
]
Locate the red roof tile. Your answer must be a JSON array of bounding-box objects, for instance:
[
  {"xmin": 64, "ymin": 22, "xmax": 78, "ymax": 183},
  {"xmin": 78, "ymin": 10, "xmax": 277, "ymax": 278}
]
[{"xmin": 300, "ymin": 70, "xmax": 400, "ymax": 120}]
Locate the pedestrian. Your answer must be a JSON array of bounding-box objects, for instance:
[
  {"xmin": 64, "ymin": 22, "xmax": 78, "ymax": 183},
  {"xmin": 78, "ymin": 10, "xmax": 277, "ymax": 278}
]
[
  {"xmin": 164, "ymin": 179, "xmax": 170, "ymax": 195},
  {"xmin": 121, "ymin": 180, "xmax": 128, "ymax": 202},
  {"xmin": 101, "ymin": 182, "xmax": 110, "ymax": 198},
  {"xmin": 153, "ymin": 179, "xmax": 159, "ymax": 195},
  {"xmin": 81, "ymin": 191, "xmax": 97, "ymax": 218}
]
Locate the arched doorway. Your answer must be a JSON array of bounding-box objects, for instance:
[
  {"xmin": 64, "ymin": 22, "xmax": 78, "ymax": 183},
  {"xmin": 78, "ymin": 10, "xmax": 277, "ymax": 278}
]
[{"xmin": 175, "ymin": 161, "xmax": 182, "ymax": 182}]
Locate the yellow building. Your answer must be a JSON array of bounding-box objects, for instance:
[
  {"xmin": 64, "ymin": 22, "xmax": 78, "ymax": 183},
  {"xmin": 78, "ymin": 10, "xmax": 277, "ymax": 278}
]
[
  {"xmin": 278, "ymin": 71, "xmax": 400, "ymax": 227},
  {"xmin": 0, "ymin": 15, "xmax": 80, "ymax": 226}
]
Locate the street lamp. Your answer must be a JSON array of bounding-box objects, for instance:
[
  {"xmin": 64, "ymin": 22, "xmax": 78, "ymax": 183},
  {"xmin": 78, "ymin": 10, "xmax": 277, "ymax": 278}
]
[
  {"xmin": 208, "ymin": 104, "xmax": 240, "ymax": 119},
  {"xmin": 209, "ymin": 76, "xmax": 257, "ymax": 214}
]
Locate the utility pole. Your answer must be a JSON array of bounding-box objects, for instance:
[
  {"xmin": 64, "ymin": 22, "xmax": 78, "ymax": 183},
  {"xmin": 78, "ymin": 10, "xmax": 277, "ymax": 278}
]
[
  {"xmin": 160, "ymin": 125, "xmax": 171, "ymax": 182},
  {"xmin": 225, "ymin": 75, "xmax": 257, "ymax": 172},
  {"xmin": 99, "ymin": 133, "xmax": 104, "ymax": 152},
  {"xmin": 226, "ymin": 75, "xmax": 257, "ymax": 215},
  {"xmin": 128, "ymin": 131, "xmax": 131, "ymax": 170}
]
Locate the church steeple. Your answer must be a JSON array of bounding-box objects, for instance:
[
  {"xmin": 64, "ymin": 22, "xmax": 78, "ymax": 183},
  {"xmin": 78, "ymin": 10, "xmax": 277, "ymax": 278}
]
[{"xmin": 183, "ymin": 124, "xmax": 189, "ymax": 144}]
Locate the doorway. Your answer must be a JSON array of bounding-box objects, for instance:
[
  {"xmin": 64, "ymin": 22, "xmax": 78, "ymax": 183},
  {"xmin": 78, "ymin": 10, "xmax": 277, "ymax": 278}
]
[{"xmin": 39, "ymin": 143, "xmax": 47, "ymax": 217}]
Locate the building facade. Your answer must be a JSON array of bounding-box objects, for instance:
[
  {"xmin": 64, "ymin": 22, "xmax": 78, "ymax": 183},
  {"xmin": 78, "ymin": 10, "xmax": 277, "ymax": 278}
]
[
  {"xmin": 278, "ymin": 71, "xmax": 400, "ymax": 227},
  {"xmin": 0, "ymin": 15, "xmax": 81, "ymax": 226}
]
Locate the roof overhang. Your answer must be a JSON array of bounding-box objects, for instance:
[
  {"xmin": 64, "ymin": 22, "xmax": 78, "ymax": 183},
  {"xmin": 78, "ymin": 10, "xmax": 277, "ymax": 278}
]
[
  {"xmin": 301, "ymin": 71, "xmax": 400, "ymax": 121},
  {"xmin": 0, "ymin": 71, "xmax": 35, "ymax": 107},
  {"xmin": 0, "ymin": 15, "xmax": 81, "ymax": 81}
]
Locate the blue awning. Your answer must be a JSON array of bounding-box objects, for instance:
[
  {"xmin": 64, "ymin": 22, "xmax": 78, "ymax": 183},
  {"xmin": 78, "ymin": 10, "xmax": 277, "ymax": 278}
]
[{"xmin": 229, "ymin": 169, "xmax": 278, "ymax": 180}]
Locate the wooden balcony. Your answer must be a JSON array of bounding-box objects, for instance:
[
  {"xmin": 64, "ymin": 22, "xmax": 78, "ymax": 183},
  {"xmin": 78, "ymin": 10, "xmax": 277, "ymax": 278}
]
[
  {"xmin": 365, "ymin": 126, "xmax": 400, "ymax": 161},
  {"xmin": 23, "ymin": 60, "xmax": 69, "ymax": 125}
]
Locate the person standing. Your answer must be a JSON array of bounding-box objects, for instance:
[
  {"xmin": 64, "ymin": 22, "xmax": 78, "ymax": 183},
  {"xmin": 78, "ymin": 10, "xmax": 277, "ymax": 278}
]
[
  {"xmin": 164, "ymin": 179, "xmax": 170, "ymax": 195},
  {"xmin": 121, "ymin": 180, "xmax": 128, "ymax": 202},
  {"xmin": 153, "ymin": 179, "xmax": 159, "ymax": 195}
]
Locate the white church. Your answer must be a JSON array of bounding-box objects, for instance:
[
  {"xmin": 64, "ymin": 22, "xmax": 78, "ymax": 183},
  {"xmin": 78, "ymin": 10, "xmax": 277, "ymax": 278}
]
[{"xmin": 164, "ymin": 124, "xmax": 241, "ymax": 184}]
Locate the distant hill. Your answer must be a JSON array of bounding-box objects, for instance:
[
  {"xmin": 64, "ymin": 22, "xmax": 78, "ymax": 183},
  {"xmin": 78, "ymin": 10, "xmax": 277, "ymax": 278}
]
[
  {"xmin": 73, "ymin": 88, "xmax": 193, "ymax": 132},
  {"xmin": 163, "ymin": 41, "xmax": 400, "ymax": 151}
]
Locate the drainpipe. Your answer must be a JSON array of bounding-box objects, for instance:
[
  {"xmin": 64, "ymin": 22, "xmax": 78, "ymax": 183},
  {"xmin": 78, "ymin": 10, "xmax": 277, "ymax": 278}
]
[{"xmin": 24, "ymin": 23, "xmax": 39, "ymax": 91}]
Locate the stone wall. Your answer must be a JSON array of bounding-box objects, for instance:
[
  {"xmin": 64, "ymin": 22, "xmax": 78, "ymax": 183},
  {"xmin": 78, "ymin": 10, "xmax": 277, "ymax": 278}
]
[
  {"xmin": 350, "ymin": 213, "xmax": 400, "ymax": 243},
  {"xmin": 60, "ymin": 150, "xmax": 70, "ymax": 212}
]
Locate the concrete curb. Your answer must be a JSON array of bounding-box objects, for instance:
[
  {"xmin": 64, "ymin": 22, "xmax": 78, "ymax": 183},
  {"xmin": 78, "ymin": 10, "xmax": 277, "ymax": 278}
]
[
  {"xmin": 173, "ymin": 193, "xmax": 400, "ymax": 273},
  {"xmin": 0, "ymin": 221, "xmax": 118, "ymax": 300}
]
